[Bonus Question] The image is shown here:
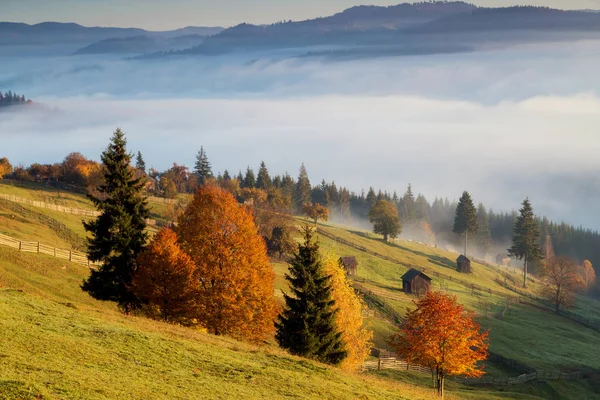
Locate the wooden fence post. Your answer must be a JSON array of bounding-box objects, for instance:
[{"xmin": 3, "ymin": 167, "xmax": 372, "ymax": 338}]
[
  {"xmin": 18, "ymin": 241, "xmax": 22, "ymax": 251},
  {"xmin": 69, "ymin": 251, "xmax": 72, "ymax": 262},
  {"xmin": 377, "ymin": 358, "xmax": 381, "ymax": 371},
  {"xmin": 54, "ymin": 247, "xmax": 56, "ymax": 257},
  {"xmin": 37, "ymin": 242, "xmax": 40, "ymax": 253}
]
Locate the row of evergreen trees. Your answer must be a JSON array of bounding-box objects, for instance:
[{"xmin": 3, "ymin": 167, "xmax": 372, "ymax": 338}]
[{"xmin": 0, "ymin": 90, "xmax": 31, "ymax": 107}]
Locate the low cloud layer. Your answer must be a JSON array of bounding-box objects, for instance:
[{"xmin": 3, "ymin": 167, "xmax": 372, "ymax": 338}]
[{"xmin": 1, "ymin": 39, "xmax": 600, "ymax": 228}]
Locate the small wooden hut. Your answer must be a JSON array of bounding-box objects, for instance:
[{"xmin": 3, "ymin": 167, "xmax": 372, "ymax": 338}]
[
  {"xmin": 456, "ymin": 255, "xmax": 471, "ymax": 274},
  {"xmin": 402, "ymin": 268, "xmax": 432, "ymax": 295},
  {"xmin": 496, "ymin": 254, "xmax": 511, "ymax": 266},
  {"xmin": 339, "ymin": 256, "xmax": 358, "ymax": 277}
]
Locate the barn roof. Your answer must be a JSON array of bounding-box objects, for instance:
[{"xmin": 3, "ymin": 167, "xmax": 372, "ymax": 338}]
[
  {"xmin": 457, "ymin": 255, "xmax": 470, "ymax": 263},
  {"xmin": 339, "ymin": 256, "xmax": 358, "ymax": 268},
  {"xmin": 402, "ymin": 268, "xmax": 432, "ymax": 282}
]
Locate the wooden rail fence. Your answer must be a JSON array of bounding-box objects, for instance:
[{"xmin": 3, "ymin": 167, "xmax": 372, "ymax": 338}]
[
  {"xmin": 0, "ymin": 193, "xmax": 100, "ymax": 217},
  {"xmin": 1, "ymin": 192, "xmax": 165, "ymax": 228},
  {"xmin": 0, "ymin": 233, "xmax": 96, "ymax": 267}
]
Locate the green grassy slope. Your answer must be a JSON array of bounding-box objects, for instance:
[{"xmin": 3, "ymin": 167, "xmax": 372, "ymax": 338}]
[{"xmin": 0, "ymin": 247, "xmax": 437, "ymax": 400}]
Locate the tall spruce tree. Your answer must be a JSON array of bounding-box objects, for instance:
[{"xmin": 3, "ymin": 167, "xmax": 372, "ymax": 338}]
[
  {"xmin": 508, "ymin": 198, "xmax": 543, "ymax": 288},
  {"xmin": 194, "ymin": 146, "xmax": 213, "ymax": 185},
  {"xmin": 453, "ymin": 191, "xmax": 478, "ymax": 257},
  {"xmin": 135, "ymin": 151, "xmax": 146, "ymax": 173},
  {"xmin": 242, "ymin": 166, "xmax": 256, "ymax": 188},
  {"xmin": 82, "ymin": 129, "xmax": 150, "ymax": 312},
  {"xmin": 275, "ymin": 226, "xmax": 347, "ymax": 365},
  {"xmin": 476, "ymin": 204, "xmax": 492, "ymax": 256},
  {"xmin": 296, "ymin": 163, "xmax": 312, "ymax": 210},
  {"xmin": 256, "ymin": 161, "xmax": 272, "ymax": 190}
]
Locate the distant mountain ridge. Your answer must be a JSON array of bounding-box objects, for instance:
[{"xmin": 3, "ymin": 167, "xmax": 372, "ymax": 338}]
[
  {"xmin": 0, "ymin": 22, "xmax": 223, "ymax": 45},
  {"xmin": 180, "ymin": 3, "xmax": 600, "ymax": 56}
]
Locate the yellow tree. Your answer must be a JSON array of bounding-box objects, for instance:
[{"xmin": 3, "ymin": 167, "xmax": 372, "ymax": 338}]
[
  {"xmin": 322, "ymin": 253, "xmax": 373, "ymax": 372},
  {"xmin": 542, "ymin": 256, "xmax": 585, "ymax": 313},
  {"xmin": 0, "ymin": 157, "xmax": 12, "ymax": 179},
  {"xmin": 388, "ymin": 291, "xmax": 488, "ymax": 398},
  {"xmin": 132, "ymin": 228, "xmax": 199, "ymax": 325},
  {"xmin": 302, "ymin": 203, "xmax": 330, "ymax": 225},
  {"xmin": 177, "ymin": 185, "xmax": 277, "ymax": 343},
  {"xmin": 579, "ymin": 260, "xmax": 596, "ymax": 291}
]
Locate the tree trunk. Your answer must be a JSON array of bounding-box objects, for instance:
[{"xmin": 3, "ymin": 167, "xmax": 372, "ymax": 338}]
[
  {"xmin": 383, "ymin": 233, "xmax": 388, "ymax": 242},
  {"xmin": 465, "ymin": 232, "xmax": 468, "ymax": 257},
  {"xmin": 436, "ymin": 371, "xmax": 445, "ymax": 398},
  {"xmin": 523, "ymin": 259, "xmax": 528, "ymax": 288}
]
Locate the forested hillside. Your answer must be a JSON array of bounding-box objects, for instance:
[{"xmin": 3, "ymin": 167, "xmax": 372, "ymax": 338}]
[{"xmin": 0, "ymin": 91, "xmax": 31, "ymax": 107}]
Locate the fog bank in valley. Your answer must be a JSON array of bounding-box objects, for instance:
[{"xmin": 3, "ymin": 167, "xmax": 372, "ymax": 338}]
[{"xmin": 1, "ymin": 39, "xmax": 600, "ymax": 229}]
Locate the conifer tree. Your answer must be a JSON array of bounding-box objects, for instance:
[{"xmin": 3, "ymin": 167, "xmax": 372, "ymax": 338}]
[
  {"xmin": 476, "ymin": 204, "xmax": 492, "ymax": 256},
  {"xmin": 401, "ymin": 183, "xmax": 417, "ymax": 223},
  {"xmin": 135, "ymin": 151, "xmax": 146, "ymax": 173},
  {"xmin": 242, "ymin": 166, "xmax": 256, "ymax": 188},
  {"xmin": 275, "ymin": 226, "xmax": 347, "ymax": 365},
  {"xmin": 194, "ymin": 146, "xmax": 213, "ymax": 185},
  {"xmin": 453, "ymin": 191, "xmax": 478, "ymax": 257},
  {"xmin": 222, "ymin": 169, "xmax": 231, "ymax": 181},
  {"xmin": 508, "ymin": 198, "xmax": 543, "ymax": 288},
  {"xmin": 295, "ymin": 163, "xmax": 312, "ymax": 210},
  {"xmin": 82, "ymin": 128, "xmax": 150, "ymax": 312},
  {"xmin": 256, "ymin": 161, "xmax": 272, "ymax": 190}
]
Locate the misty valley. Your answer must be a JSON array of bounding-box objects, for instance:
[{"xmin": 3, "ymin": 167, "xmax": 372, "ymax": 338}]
[{"xmin": 1, "ymin": 2, "xmax": 600, "ymax": 400}]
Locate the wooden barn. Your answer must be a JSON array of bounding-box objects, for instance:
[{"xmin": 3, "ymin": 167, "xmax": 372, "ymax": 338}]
[
  {"xmin": 339, "ymin": 256, "xmax": 358, "ymax": 277},
  {"xmin": 456, "ymin": 255, "xmax": 471, "ymax": 274},
  {"xmin": 402, "ymin": 269, "xmax": 432, "ymax": 295},
  {"xmin": 496, "ymin": 254, "xmax": 511, "ymax": 267}
]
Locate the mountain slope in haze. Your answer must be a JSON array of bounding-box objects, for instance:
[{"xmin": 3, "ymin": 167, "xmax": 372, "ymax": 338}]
[
  {"xmin": 73, "ymin": 34, "xmax": 208, "ymax": 55},
  {"xmin": 182, "ymin": 3, "xmax": 600, "ymax": 56},
  {"xmin": 0, "ymin": 22, "xmax": 223, "ymax": 46}
]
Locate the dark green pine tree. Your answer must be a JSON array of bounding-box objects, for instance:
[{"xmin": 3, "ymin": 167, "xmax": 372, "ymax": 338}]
[
  {"xmin": 82, "ymin": 128, "xmax": 150, "ymax": 312},
  {"xmin": 476, "ymin": 203, "xmax": 492, "ymax": 256},
  {"xmin": 508, "ymin": 198, "xmax": 543, "ymax": 288},
  {"xmin": 295, "ymin": 163, "xmax": 312, "ymax": 211},
  {"xmin": 275, "ymin": 226, "xmax": 347, "ymax": 365},
  {"xmin": 256, "ymin": 161, "xmax": 272, "ymax": 190},
  {"xmin": 242, "ymin": 166, "xmax": 256, "ymax": 188},
  {"xmin": 194, "ymin": 146, "xmax": 213, "ymax": 185},
  {"xmin": 135, "ymin": 151, "xmax": 146, "ymax": 173},
  {"xmin": 453, "ymin": 191, "xmax": 479, "ymax": 257}
]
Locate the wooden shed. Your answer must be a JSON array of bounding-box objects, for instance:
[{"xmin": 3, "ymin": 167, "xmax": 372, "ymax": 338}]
[
  {"xmin": 402, "ymin": 269, "xmax": 432, "ymax": 295},
  {"xmin": 339, "ymin": 256, "xmax": 358, "ymax": 277},
  {"xmin": 456, "ymin": 255, "xmax": 471, "ymax": 274},
  {"xmin": 496, "ymin": 254, "xmax": 511, "ymax": 267}
]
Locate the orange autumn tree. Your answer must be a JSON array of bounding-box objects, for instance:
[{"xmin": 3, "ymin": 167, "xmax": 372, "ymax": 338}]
[
  {"xmin": 322, "ymin": 253, "xmax": 373, "ymax": 372},
  {"xmin": 177, "ymin": 185, "xmax": 277, "ymax": 343},
  {"xmin": 388, "ymin": 291, "xmax": 488, "ymax": 398},
  {"xmin": 132, "ymin": 228, "xmax": 199, "ymax": 325},
  {"xmin": 542, "ymin": 256, "xmax": 585, "ymax": 313},
  {"xmin": 579, "ymin": 260, "xmax": 596, "ymax": 291}
]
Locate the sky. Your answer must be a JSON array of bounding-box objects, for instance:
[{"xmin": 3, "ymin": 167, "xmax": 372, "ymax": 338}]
[{"xmin": 3, "ymin": 0, "xmax": 600, "ymax": 30}]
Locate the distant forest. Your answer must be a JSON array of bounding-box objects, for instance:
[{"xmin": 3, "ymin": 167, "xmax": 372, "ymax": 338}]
[
  {"xmin": 4, "ymin": 150, "xmax": 600, "ymax": 297},
  {"xmin": 0, "ymin": 91, "xmax": 32, "ymax": 108}
]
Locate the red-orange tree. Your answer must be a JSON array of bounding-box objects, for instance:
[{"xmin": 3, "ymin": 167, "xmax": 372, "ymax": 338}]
[
  {"xmin": 542, "ymin": 256, "xmax": 584, "ymax": 313},
  {"xmin": 177, "ymin": 185, "xmax": 277, "ymax": 343},
  {"xmin": 388, "ymin": 291, "xmax": 488, "ymax": 398},
  {"xmin": 132, "ymin": 228, "xmax": 199, "ymax": 325}
]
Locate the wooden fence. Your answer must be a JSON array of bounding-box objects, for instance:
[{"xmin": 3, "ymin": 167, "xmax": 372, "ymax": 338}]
[
  {"xmin": 0, "ymin": 233, "xmax": 96, "ymax": 267},
  {"xmin": 1, "ymin": 192, "xmax": 164, "ymax": 228},
  {"xmin": 362, "ymin": 357, "xmax": 431, "ymax": 374},
  {"xmin": 0, "ymin": 193, "xmax": 100, "ymax": 217}
]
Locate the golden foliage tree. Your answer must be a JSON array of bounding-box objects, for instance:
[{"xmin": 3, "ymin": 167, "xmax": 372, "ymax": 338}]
[
  {"xmin": 177, "ymin": 185, "xmax": 277, "ymax": 342},
  {"xmin": 132, "ymin": 228, "xmax": 199, "ymax": 325},
  {"xmin": 388, "ymin": 291, "xmax": 488, "ymax": 398},
  {"xmin": 322, "ymin": 253, "xmax": 373, "ymax": 372},
  {"xmin": 579, "ymin": 260, "xmax": 596, "ymax": 291},
  {"xmin": 0, "ymin": 157, "xmax": 12, "ymax": 179},
  {"xmin": 302, "ymin": 203, "xmax": 330, "ymax": 225},
  {"xmin": 542, "ymin": 256, "xmax": 585, "ymax": 313}
]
